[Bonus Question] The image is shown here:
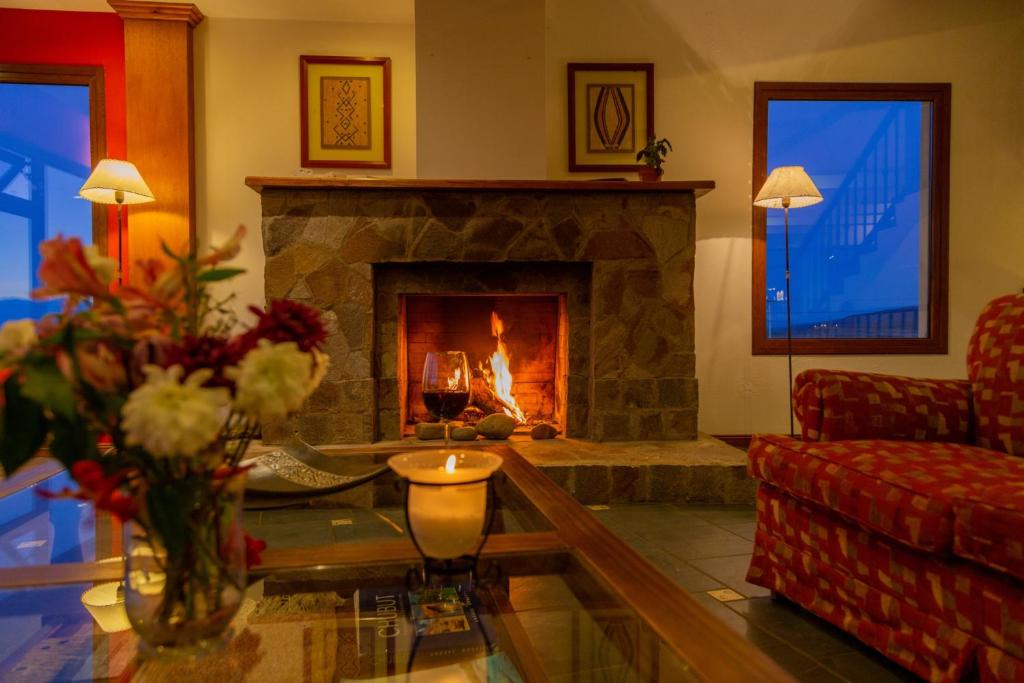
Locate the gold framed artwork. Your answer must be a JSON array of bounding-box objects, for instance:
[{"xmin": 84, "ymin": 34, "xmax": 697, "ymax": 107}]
[
  {"xmin": 299, "ymin": 55, "xmax": 391, "ymax": 169},
  {"xmin": 567, "ymin": 62, "xmax": 654, "ymax": 172}
]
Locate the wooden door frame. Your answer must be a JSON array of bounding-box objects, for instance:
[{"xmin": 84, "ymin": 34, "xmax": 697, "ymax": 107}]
[{"xmin": 0, "ymin": 63, "xmax": 108, "ymax": 257}]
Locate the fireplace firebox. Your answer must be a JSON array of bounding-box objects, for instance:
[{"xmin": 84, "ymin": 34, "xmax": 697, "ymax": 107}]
[
  {"xmin": 400, "ymin": 294, "xmax": 568, "ymax": 434},
  {"xmin": 375, "ymin": 261, "xmax": 592, "ymax": 441}
]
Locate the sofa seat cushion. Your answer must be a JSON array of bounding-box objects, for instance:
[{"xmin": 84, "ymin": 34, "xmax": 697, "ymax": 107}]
[
  {"xmin": 748, "ymin": 434, "xmax": 1024, "ymax": 554},
  {"xmin": 754, "ymin": 484, "xmax": 1024, "ymax": 663},
  {"xmin": 955, "ymin": 482, "xmax": 1024, "ymax": 581}
]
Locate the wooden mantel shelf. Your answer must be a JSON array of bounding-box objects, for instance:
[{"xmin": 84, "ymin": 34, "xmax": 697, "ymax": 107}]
[{"xmin": 245, "ymin": 176, "xmax": 715, "ymax": 197}]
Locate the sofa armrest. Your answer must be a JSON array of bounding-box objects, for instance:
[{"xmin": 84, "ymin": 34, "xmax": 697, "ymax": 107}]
[{"xmin": 793, "ymin": 369, "xmax": 972, "ymax": 443}]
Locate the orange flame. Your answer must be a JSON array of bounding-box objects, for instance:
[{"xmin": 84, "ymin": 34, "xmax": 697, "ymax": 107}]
[
  {"xmin": 447, "ymin": 366, "xmax": 462, "ymax": 391},
  {"xmin": 481, "ymin": 311, "xmax": 527, "ymax": 423}
]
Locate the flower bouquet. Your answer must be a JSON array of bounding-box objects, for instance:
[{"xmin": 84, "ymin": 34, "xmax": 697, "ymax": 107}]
[{"xmin": 0, "ymin": 226, "xmax": 327, "ymax": 655}]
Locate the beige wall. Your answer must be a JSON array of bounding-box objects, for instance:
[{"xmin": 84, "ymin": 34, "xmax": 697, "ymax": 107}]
[
  {"xmin": 192, "ymin": 1, "xmax": 1024, "ymax": 436},
  {"xmin": 193, "ymin": 16, "xmax": 416, "ymax": 318},
  {"xmin": 545, "ymin": 0, "xmax": 1024, "ymax": 434},
  {"xmin": 415, "ymin": 0, "xmax": 546, "ymax": 178}
]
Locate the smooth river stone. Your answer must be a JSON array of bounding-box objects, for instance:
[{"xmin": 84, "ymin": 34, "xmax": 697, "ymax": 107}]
[
  {"xmin": 414, "ymin": 422, "xmax": 446, "ymax": 440},
  {"xmin": 530, "ymin": 423, "xmax": 559, "ymax": 440},
  {"xmin": 476, "ymin": 413, "xmax": 516, "ymax": 440},
  {"xmin": 451, "ymin": 426, "xmax": 478, "ymax": 441}
]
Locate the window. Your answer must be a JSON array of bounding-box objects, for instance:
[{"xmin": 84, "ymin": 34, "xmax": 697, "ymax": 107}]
[
  {"xmin": 0, "ymin": 65, "xmax": 106, "ymax": 325},
  {"xmin": 752, "ymin": 82, "xmax": 950, "ymax": 354}
]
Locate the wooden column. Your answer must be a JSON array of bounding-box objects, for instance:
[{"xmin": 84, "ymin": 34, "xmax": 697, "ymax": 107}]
[{"xmin": 109, "ymin": 1, "xmax": 203, "ymax": 277}]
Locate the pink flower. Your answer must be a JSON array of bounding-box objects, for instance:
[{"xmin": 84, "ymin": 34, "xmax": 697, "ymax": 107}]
[
  {"xmin": 244, "ymin": 533, "xmax": 267, "ymax": 570},
  {"xmin": 78, "ymin": 343, "xmax": 128, "ymax": 393},
  {"xmin": 199, "ymin": 225, "xmax": 246, "ymax": 267},
  {"xmin": 129, "ymin": 336, "xmax": 175, "ymax": 386},
  {"xmin": 32, "ymin": 237, "xmax": 111, "ymax": 300},
  {"xmin": 55, "ymin": 342, "xmax": 128, "ymax": 393},
  {"xmin": 119, "ymin": 259, "xmax": 186, "ymax": 328}
]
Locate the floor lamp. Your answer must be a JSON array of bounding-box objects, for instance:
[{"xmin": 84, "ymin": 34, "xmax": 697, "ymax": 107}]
[
  {"xmin": 79, "ymin": 159, "xmax": 155, "ymax": 284},
  {"xmin": 753, "ymin": 166, "xmax": 822, "ymax": 436}
]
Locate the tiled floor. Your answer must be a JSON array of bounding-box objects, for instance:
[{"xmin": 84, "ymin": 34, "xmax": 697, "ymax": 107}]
[{"xmin": 590, "ymin": 503, "xmax": 920, "ymax": 683}]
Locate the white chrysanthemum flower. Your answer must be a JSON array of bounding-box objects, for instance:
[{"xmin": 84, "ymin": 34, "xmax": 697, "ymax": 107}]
[
  {"xmin": 229, "ymin": 340, "xmax": 314, "ymax": 420},
  {"xmin": 122, "ymin": 365, "xmax": 230, "ymax": 458},
  {"xmin": 0, "ymin": 319, "xmax": 38, "ymax": 358},
  {"xmin": 84, "ymin": 244, "xmax": 118, "ymax": 285}
]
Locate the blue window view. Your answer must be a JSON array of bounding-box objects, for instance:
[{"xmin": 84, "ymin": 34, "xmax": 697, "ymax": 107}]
[
  {"xmin": 0, "ymin": 83, "xmax": 93, "ymax": 325},
  {"xmin": 766, "ymin": 100, "xmax": 932, "ymax": 339}
]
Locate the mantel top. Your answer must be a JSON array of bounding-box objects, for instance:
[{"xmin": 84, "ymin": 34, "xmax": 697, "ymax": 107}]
[{"xmin": 244, "ymin": 176, "xmax": 715, "ymax": 197}]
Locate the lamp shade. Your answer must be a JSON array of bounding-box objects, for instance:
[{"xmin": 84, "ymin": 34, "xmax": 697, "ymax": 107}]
[
  {"xmin": 79, "ymin": 159, "xmax": 155, "ymax": 205},
  {"xmin": 753, "ymin": 165, "xmax": 823, "ymax": 209}
]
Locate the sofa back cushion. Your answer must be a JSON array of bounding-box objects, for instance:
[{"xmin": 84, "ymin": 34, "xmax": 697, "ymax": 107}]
[{"xmin": 967, "ymin": 294, "xmax": 1024, "ymax": 455}]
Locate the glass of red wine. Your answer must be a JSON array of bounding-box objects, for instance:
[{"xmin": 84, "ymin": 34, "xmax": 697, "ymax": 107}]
[{"xmin": 422, "ymin": 351, "xmax": 471, "ymax": 447}]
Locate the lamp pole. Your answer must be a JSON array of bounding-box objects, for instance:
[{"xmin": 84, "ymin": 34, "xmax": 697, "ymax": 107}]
[
  {"xmin": 753, "ymin": 166, "xmax": 821, "ymax": 440},
  {"xmin": 782, "ymin": 197, "xmax": 794, "ymax": 437},
  {"xmin": 115, "ymin": 190, "xmax": 125, "ymax": 285}
]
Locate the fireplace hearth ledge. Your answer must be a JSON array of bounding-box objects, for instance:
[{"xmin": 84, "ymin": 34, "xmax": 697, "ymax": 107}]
[{"xmin": 245, "ymin": 433, "xmax": 754, "ymax": 505}]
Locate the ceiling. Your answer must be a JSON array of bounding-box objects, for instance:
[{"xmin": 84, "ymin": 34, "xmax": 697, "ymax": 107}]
[{"xmin": 0, "ymin": 0, "xmax": 414, "ymax": 23}]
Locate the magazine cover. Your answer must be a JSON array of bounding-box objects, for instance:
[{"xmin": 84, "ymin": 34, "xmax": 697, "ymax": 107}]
[{"xmin": 352, "ymin": 580, "xmax": 523, "ymax": 681}]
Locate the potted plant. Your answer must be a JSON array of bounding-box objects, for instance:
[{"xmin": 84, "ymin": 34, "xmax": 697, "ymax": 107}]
[
  {"xmin": 636, "ymin": 136, "xmax": 673, "ymax": 181},
  {"xmin": 0, "ymin": 227, "xmax": 328, "ymax": 657}
]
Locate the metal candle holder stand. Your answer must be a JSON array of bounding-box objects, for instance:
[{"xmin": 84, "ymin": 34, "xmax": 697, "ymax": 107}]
[{"xmin": 399, "ymin": 472, "xmax": 501, "ymax": 587}]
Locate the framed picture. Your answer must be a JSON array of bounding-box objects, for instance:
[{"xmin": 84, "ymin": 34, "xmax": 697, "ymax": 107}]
[
  {"xmin": 299, "ymin": 55, "xmax": 391, "ymax": 169},
  {"xmin": 567, "ymin": 62, "xmax": 654, "ymax": 172}
]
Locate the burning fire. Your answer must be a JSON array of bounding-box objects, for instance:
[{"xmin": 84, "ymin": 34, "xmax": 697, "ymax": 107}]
[
  {"xmin": 481, "ymin": 311, "xmax": 527, "ymax": 423},
  {"xmin": 447, "ymin": 366, "xmax": 462, "ymax": 391}
]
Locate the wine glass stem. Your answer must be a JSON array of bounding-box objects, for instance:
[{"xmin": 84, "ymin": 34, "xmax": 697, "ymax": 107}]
[{"xmin": 443, "ymin": 419, "xmax": 449, "ymax": 447}]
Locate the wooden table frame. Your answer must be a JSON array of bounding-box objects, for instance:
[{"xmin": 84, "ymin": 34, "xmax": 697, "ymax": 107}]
[{"xmin": 0, "ymin": 445, "xmax": 791, "ymax": 682}]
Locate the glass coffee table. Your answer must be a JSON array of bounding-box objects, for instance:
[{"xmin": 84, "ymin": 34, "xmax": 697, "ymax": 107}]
[{"xmin": 0, "ymin": 444, "xmax": 791, "ymax": 682}]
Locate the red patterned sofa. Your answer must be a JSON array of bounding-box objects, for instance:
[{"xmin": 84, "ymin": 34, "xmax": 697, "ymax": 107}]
[{"xmin": 746, "ymin": 294, "xmax": 1024, "ymax": 683}]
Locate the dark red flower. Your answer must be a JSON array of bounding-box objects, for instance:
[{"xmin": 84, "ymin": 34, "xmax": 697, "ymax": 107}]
[
  {"xmin": 244, "ymin": 532, "xmax": 267, "ymax": 570},
  {"xmin": 99, "ymin": 489, "xmax": 139, "ymax": 522},
  {"xmin": 72, "ymin": 460, "xmax": 111, "ymax": 494},
  {"xmin": 41, "ymin": 461, "xmax": 139, "ymax": 522},
  {"xmin": 164, "ymin": 335, "xmax": 245, "ymax": 389},
  {"xmin": 241, "ymin": 300, "xmax": 326, "ymax": 353}
]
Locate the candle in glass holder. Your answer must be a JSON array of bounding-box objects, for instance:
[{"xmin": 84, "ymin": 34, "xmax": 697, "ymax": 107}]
[{"xmin": 387, "ymin": 450, "xmax": 503, "ymax": 560}]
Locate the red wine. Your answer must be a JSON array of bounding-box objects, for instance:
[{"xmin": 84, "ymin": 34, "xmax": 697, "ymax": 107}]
[{"xmin": 422, "ymin": 390, "xmax": 470, "ymax": 421}]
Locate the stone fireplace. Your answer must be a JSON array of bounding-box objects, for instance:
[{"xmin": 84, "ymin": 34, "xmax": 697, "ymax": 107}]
[{"xmin": 250, "ymin": 178, "xmax": 710, "ymax": 444}]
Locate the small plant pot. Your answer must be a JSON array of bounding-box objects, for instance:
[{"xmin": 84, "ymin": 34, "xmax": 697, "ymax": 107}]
[{"xmin": 638, "ymin": 166, "xmax": 662, "ymax": 182}]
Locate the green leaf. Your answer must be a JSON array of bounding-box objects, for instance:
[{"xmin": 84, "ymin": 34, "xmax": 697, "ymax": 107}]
[
  {"xmin": 196, "ymin": 267, "xmax": 246, "ymax": 283},
  {"xmin": 49, "ymin": 416, "xmax": 96, "ymax": 471},
  {"xmin": 159, "ymin": 240, "xmax": 187, "ymax": 263},
  {"xmin": 21, "ymin": 358, "xmax": 76, "ymax": 419},
  {"xmin": 0, "ymin": 374, "xmax": 49, "ymax": 476},
  {"xmin": 145, "ymin": 484, "xmax": 186, "ymax": 560}
]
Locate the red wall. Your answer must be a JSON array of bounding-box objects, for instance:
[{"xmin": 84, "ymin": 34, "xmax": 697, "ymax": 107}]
[{"xmin": 0, "ymin": 8, "xmax": 126, "ymax": 263}]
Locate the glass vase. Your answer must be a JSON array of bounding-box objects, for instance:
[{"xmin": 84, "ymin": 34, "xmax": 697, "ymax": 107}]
[{"xmin": 122, "ymin": 477, "xmax": 247, "ymax": 658}]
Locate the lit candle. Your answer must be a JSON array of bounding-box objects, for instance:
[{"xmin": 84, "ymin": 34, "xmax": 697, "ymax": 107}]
[{"xmin": 388, "ymin": 450, "xmax": 503, "ymax": 560}]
